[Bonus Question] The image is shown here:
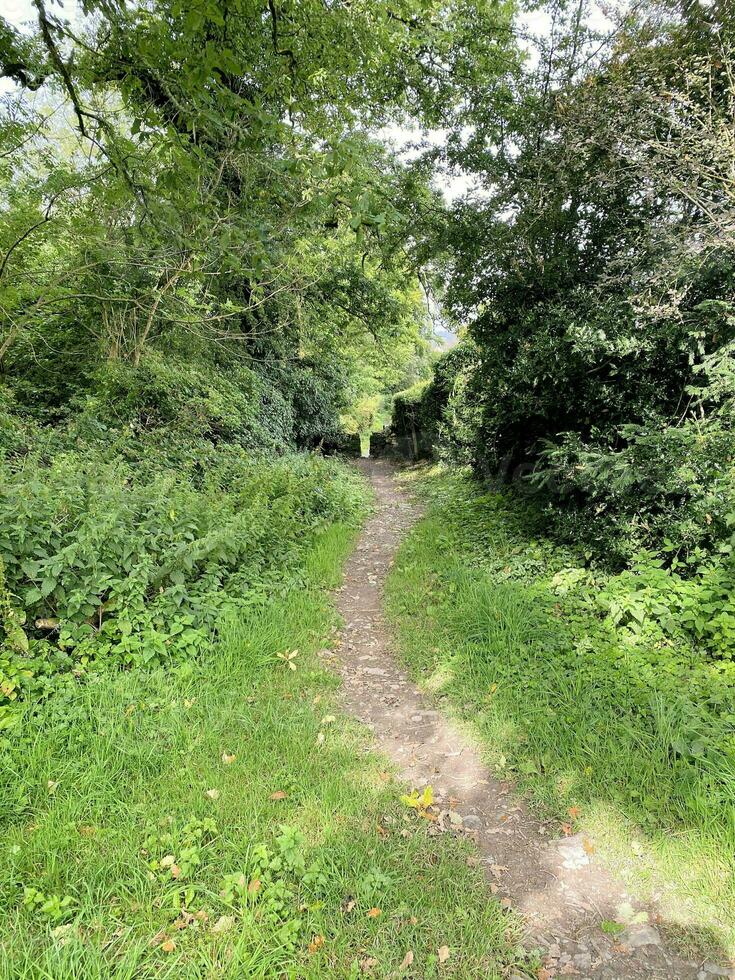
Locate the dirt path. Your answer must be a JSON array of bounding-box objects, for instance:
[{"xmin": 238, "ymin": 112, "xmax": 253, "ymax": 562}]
[{"xmin": 331, "ymin": 458, "xmax": 730, "ymax": 980}]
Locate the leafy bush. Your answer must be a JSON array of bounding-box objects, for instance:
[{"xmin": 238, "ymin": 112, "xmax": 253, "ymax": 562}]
[
  {"xmin": 532, "ymin": 417, "xmax": 735, "ymax": 564},
  {"xmin": 390, "ymin": 342, "xmax": 483, "ymax": 465},
  {"xmin": 0, "ymin": 440, "xmax": 367, "ymax": 733}
]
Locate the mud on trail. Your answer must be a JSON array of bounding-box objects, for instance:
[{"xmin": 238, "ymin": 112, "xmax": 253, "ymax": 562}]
[{"xmin": 328, "ymin": 458, "xmax": 729, "ymax": 980}]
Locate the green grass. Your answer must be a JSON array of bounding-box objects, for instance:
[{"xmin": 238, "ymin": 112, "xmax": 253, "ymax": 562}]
[
  {"xmin": 386, "ymin": 466, "xmax": 735, "ymax": 962},
  {"xmin": 0, "ymin": 517, "xmax": 526, "ymax": 978}
]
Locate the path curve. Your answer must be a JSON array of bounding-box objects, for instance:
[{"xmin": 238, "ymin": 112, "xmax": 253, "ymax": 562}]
[{"xmin": 332, "ymin": 458, "xmax": 728, "ymax": 980}]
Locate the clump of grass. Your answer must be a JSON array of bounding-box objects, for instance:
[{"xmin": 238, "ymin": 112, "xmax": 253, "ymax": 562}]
[
  {"xmin": 0, "ymin": 517, "xmax": 526, "ymax": 979},
  {"xmin": 386, "ymin": 466, "xmax": 735, "ymax": 960}
]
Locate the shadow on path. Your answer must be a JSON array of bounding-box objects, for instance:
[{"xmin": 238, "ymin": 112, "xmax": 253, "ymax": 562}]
[{"xmin": 330, "ymin": 458, "xmax": 732, "ymax": 980}]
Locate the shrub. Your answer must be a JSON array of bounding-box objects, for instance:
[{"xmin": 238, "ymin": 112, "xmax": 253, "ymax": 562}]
[{"xmin": 0, "ymin": 441, "xmax": 367, "ymax": 733}]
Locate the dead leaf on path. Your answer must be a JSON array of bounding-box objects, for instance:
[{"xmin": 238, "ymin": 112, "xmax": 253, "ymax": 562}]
[
  {"xmin": 560, "ymin": 822, "xmax": 572, "ymax": 836},
  {"xmin": 308, "ymin": 934, "xmax": 325, "ymax": 954},
  {"xmin": 205, "ymin": 788, "xmax": 220, "ymax": 800},
  {"xmin": 500, "ymin": 897, "xmax": 513, "ymax": 909},
  {"xmin": 211, "ymin": 915, "xmax": 236, "ymax": 935},
  {"xmin": 160, "ymin": 938, "xmax": 176, "ymax": 953},
  {"xmin": 537, "ymin": 968, "xmax": 554, "ymax": 980},
  {"xmin": 437, "ymin": 945, "xmax": 450, "ymax": 963},
  {"xmin": 489, "ymin": 883, "xmax": 499, "ymax": 894},
  {"xmin": 582, "ymin": 838, "xmax": 596, "ymax": 855},
  {"xmin": 366, "ymin": 907, "xmax": 381, "ymax": 918},
  {"xmin": 221, "ymin": 752, "xmax": 236, "ymax": 764},
  {"xmin": 489, "ymin": 864, "xmax": 508, "ymax": 877},
  {"xmin": 270, "ymin": 790, "xmax": 288, "ymax": 801},
  {"xmin": 399, "ymin": 950, "xmax": 414, "ymax": 970}
]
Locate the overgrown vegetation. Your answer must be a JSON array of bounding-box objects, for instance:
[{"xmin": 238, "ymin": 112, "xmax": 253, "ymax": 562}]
[
  {"xmin": 394, "ymin": 0, "xmax": 735, "ymax": 561},
  {"xmin": 4, "ymin": 0, "xmax": 735, "ymax": 970}
]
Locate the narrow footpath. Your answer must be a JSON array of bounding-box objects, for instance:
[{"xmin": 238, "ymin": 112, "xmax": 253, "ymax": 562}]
[{"xmin": 330, "ymin": 458, "xmax": 728, "ymax": 980}]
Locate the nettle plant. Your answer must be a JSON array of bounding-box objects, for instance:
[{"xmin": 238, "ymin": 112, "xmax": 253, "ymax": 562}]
[{"xmin": 0, "ymin": 446, "xmax": 366, "ymax": 729}]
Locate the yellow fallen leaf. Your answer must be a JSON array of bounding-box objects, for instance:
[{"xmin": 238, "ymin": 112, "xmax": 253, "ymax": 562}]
[
  {"xmin": 276, "ymin": 649, "xmax": 299, "ymax": 670},
  {"xmin": 205, "ymin": 788, "xmax": 220, "ymax": 800},
  {"xmin": 270, "ymin": 790, "xmax": 288, "ymax": 801},
  {"xmin": 221, "ymin": 752, "xmax": 236, "ymax": 764},
  {"xmin": 160, "ymin": 854, "xmax": 176, "ymax": 868},
  {"xmin": 47, "ymin": 780, "xmax": 59, "ymax": 794},
  {"xmin": 366, "ymin": 907, "xmax": 382, "ymax": 918},
  {"xmin": 401, "ymin": 785, "xmax": 434, "ymax": 811},
  {"xmin": 170, "ymin": 864, "xmax": 181, "ymax": 879},
  {"xmin": 308, "ymin": 934, "xmax": 325, "ymax": 954},
  {"xmin": 438, "ymin": 945, "xmax": 450, "ymax": 963},
  {"xmin": 320, "ymin": 715, "xmax": 336, "ymax": 725},
  {"xmin": 160, "ymin": 938, "xmax": 176, "ymax": 953}
]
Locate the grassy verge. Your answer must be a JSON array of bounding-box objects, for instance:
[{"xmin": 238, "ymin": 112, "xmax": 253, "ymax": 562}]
[
  {"xmin": 0, "ymin": 506, "xmax": 524, "ymax": 977},
  {"xmin": 386, "ymin": 467, "xmax": 735, "ymax": 960}
]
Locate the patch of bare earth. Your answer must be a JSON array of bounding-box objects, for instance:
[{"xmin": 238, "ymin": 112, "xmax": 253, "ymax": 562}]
[{"xmin": 328, "ymin": 458, "xmax": 732, "ymax": 980}]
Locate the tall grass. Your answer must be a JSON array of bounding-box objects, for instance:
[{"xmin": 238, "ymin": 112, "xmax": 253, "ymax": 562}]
[
  {"xmin": 386, "ymin": 469, "xmax": 735, "ymax": 959},
  {"xmin": 0, "ymin": 519, "xmax": 524, "ymax": 978}
]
